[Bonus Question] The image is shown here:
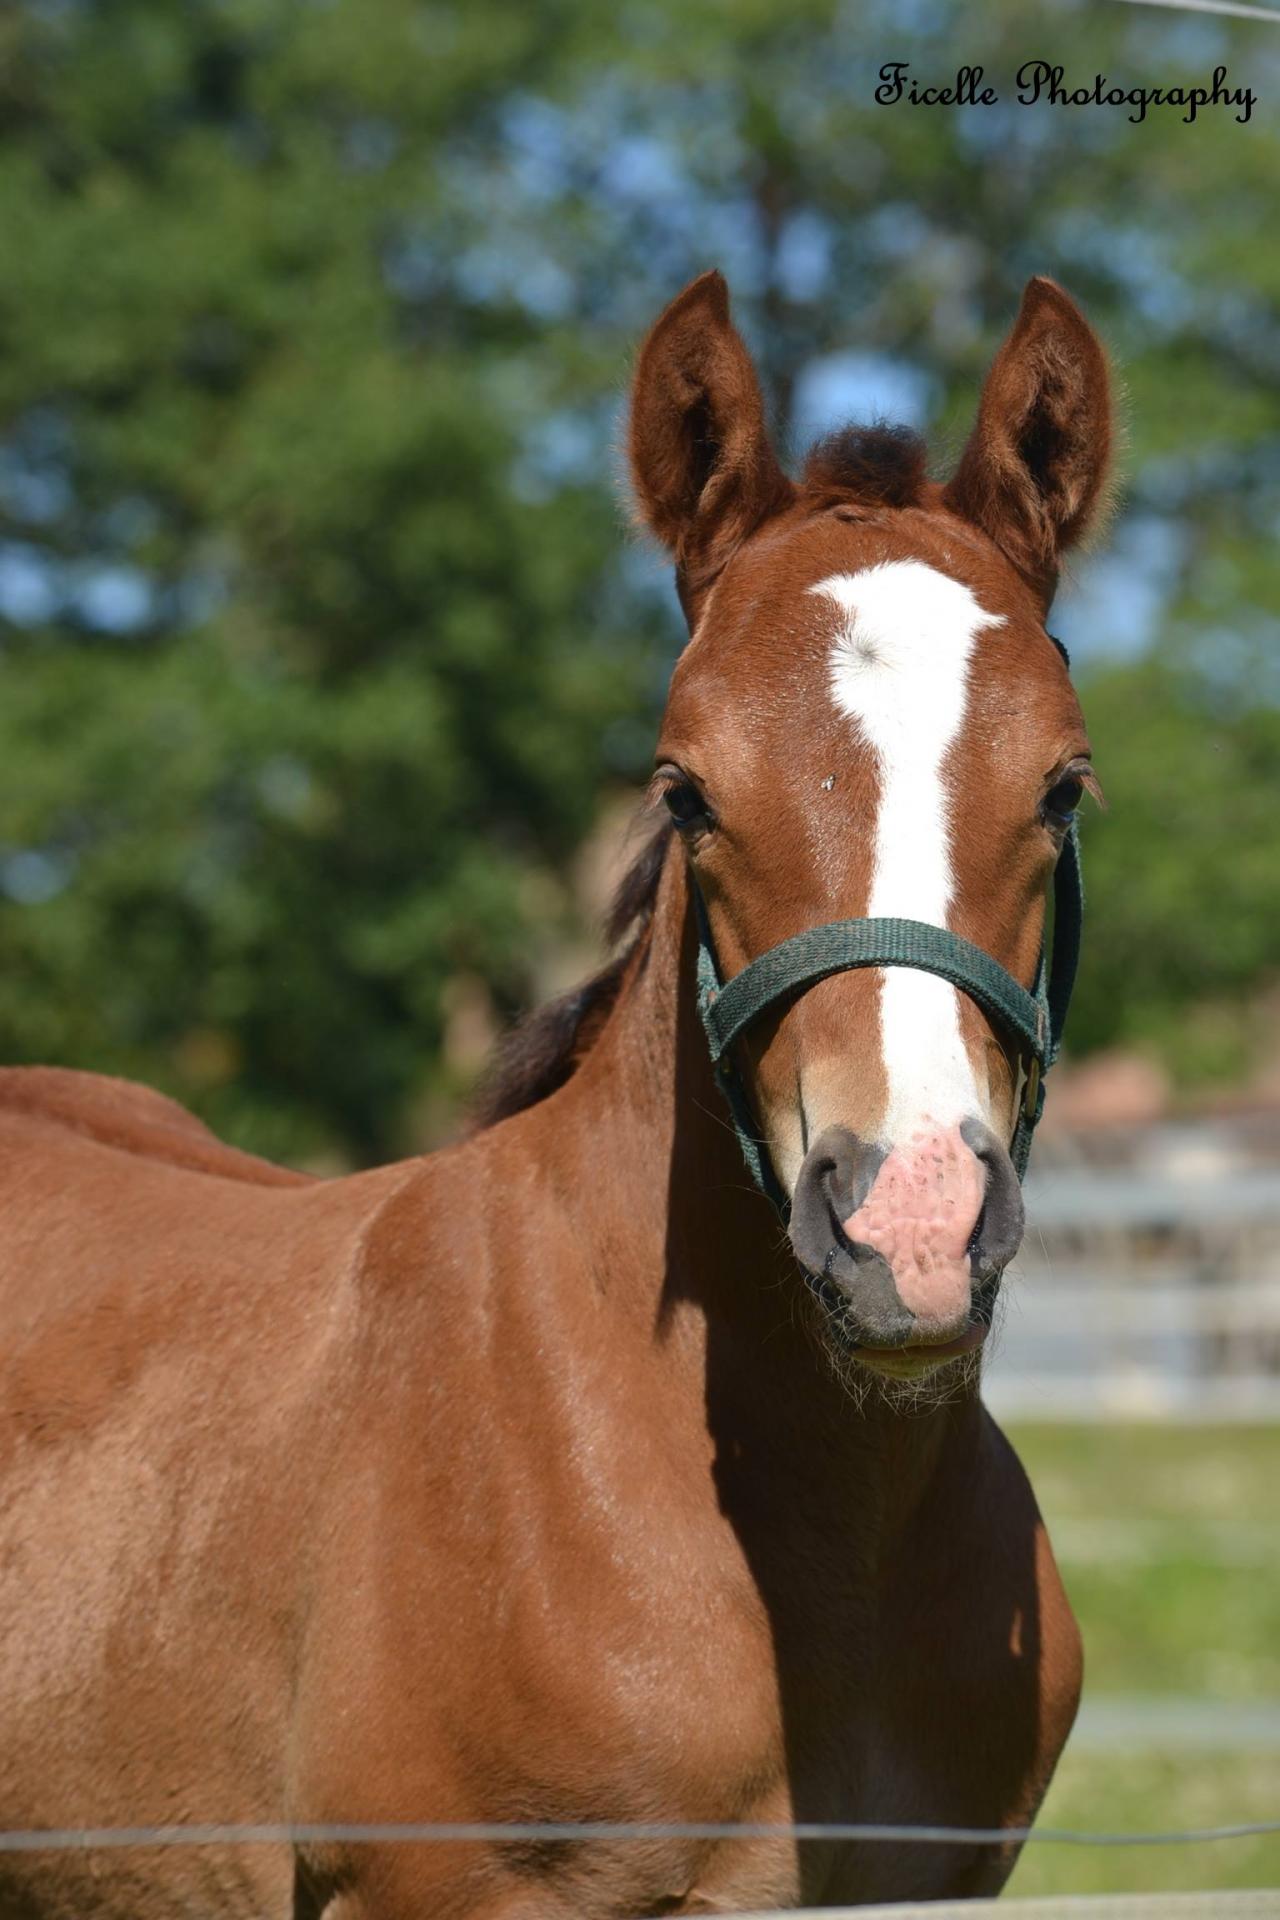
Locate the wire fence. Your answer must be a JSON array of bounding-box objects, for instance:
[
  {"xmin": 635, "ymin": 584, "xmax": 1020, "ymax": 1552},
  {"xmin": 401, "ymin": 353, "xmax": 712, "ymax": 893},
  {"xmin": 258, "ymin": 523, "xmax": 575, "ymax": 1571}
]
[
  {"xmin": 1116, "ymin": 0, "xmax": 1280, "ymax": 22},
  {"xmin": 1, "ymin": 1816, "xmax": 1278, "ymax": 1853},
  {"xmin": 735, "ymin": 1897, "xmax": 1280, "ymax": 1919}
]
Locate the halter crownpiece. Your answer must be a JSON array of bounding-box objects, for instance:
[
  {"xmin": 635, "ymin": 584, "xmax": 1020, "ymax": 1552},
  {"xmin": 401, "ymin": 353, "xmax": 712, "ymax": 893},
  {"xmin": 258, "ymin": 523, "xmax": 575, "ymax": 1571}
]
[{"xmin": 692, "ymin": 821, "xmax": 1084, "ymax": 1218}]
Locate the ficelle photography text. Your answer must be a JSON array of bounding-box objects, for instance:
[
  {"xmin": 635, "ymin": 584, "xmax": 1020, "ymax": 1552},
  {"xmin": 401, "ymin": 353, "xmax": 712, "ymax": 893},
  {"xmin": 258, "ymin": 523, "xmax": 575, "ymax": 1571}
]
[{"xmin": 875, "ymin": 60, "xmax": 1255, "ymax": 125}]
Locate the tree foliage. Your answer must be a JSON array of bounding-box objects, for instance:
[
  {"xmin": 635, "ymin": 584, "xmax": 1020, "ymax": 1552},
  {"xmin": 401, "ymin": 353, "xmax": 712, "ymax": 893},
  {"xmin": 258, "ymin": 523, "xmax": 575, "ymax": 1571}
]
[
  {"xmin": 0, "ymin": 0, "xmax": 1277, "ymax": 1160},
  {"xmin": 1074, "ymin": 651, "xmax": 1280, "ymax": 1085}
]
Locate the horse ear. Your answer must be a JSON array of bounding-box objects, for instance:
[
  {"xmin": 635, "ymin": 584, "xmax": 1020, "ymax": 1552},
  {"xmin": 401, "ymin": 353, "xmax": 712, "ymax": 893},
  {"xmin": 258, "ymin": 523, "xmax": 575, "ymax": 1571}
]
[
  {"xmin": 628, "ymin": 271, "xmax": 794, "ymax": 623},
  {"xmin": 943, "ymin": 277, "xmax": 1112, "ymax": 606}
]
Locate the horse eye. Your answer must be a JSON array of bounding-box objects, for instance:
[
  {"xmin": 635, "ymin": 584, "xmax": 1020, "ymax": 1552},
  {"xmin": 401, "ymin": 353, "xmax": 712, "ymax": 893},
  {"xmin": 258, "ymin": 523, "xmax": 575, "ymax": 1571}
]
[
  {"xmin": 1043, "ymin": 776, "xmax": 1084, "ymax": 825},
  {"xmin": 663, "ymin": 780, "xmax": 709, "ymax": 830}
]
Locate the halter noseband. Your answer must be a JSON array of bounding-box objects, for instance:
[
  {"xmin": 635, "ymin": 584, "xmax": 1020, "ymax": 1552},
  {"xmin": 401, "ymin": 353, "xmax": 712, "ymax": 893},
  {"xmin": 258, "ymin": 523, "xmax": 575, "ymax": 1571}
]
[{"xmin": 692, "ymin": 820, "xmax": 1084, "ymax": 1218}]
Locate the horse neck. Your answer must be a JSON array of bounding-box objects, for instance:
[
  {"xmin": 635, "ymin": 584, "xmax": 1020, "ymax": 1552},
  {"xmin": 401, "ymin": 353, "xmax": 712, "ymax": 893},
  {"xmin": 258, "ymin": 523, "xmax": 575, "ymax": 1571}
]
[
  {"xmin": 554, "ymin": 836, "xmax": 979, "ymax": 1508},
  {"xmin": 568, "ymin": 835, "xmax": 779, "ymax": 1320}
]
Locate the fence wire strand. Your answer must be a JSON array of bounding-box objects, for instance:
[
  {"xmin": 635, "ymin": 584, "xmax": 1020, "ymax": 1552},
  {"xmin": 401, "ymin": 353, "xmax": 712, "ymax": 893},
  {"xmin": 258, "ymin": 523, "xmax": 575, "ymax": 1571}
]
[
  {"xmin": 1115, "ymin": 0, "xmax": 1280, "ymax": 21},
  {"xmin": 0, "ymin": 1818, "xmax": 1278, "ymax": 1853}
]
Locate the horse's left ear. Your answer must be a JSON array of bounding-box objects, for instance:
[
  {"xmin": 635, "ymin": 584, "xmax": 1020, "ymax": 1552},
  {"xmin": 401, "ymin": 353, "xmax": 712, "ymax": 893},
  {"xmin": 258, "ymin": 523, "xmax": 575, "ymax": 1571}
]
[{"xmin": 944, "ymin": 277, "xmax": 1112, "ymax": 607}]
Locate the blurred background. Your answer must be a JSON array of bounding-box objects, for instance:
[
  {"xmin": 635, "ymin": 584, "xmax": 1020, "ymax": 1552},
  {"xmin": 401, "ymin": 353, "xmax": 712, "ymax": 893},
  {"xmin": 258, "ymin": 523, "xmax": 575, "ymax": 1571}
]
[{"xmin": 1, "ymin": 0, "xmax": 1278, "ymax": 1898}]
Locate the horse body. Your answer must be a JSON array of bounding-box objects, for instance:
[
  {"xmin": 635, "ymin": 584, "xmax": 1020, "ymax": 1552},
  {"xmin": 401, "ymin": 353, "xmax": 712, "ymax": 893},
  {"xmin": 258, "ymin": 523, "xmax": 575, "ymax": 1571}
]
[
  {"xmin": 0, "ymin": 271, "xmax": 1110, "ymax": 1915},
  {"xmin": 0, "ymin": 872, "xmax": 1078, "ymax": 1918}
]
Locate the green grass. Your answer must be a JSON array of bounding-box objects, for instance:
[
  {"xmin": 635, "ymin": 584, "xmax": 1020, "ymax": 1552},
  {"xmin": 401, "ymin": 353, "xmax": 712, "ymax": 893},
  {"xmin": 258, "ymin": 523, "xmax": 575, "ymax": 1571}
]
[
  {"xmin": 1006, "ymin": 1749, "xmax": 1280, "ymax": 1897},
  {"xmin": 1010, "ymin": 1423, "xmax": 1280, "ymax": 1698},
  {"xmin": 999, "ymin": 1423, "xmax": 1280, "ymax": 1898}
]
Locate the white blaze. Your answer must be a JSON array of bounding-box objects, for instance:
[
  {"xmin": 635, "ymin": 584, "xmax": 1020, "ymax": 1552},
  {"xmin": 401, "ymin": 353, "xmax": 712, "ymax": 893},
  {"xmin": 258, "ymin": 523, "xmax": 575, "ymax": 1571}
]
[{"xmin": 813, "ymin": 561, "xmax": 1004, "ymax": 1146}]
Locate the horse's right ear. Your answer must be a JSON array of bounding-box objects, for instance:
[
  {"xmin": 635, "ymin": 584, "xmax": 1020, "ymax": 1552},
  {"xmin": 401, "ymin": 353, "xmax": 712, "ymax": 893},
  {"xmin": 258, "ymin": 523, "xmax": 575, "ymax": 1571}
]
[{"xmin": 628, "ymin": 271, "xmax": 794, "ymax": 624}]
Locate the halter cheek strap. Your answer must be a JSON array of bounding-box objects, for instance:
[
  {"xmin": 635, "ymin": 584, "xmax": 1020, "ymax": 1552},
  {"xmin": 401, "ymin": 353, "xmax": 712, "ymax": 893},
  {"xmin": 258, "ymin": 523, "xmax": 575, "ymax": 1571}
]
[{"xmin": 693, "ymin": 822, "xmax": 1084, "ymax": 1216}]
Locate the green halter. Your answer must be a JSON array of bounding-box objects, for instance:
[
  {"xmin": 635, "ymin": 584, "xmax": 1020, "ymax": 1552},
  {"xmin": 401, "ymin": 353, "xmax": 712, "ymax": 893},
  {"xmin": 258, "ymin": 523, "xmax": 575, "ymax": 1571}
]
[{"xmin": 693, "ymin": 821, "xmax": 1084, "ymax": 1217}]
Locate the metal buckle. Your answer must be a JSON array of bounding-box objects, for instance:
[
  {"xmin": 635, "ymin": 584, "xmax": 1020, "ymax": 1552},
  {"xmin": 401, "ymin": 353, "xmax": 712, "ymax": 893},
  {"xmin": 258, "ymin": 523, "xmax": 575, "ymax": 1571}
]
[{"xmin": 1022, "ymin": 1054, "xmax": 1042, "ymax": 1121}]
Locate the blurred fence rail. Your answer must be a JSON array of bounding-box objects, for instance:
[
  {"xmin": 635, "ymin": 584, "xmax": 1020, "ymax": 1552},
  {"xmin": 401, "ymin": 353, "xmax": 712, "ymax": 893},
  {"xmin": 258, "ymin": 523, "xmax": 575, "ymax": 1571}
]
[
  {"xmin": 722, "ymin": 1894, "xmax": 1280, "ymax": 1919},
  {"xmin": 985, "ymin": 1120, "xmax": 1280, "ymax": 1420}
]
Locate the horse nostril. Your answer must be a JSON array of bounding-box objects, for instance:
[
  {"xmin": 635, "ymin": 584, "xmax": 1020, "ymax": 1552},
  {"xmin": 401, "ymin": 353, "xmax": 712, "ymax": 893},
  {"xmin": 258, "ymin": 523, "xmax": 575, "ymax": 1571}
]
[
  {"xmin": 788, "ymin": 1126, "xmax": 901, "ymax": 1322},
  {"xmin": 808, "ymin": 1138, "xmax": 882, "ymax": 1241},
  {"xmin": 967, "ymin": 1204, "xmax": 987, "ymax": 1266},
  {"xmin": 960, "ymin": 1117, "xmax": 1025, "ymax": 1278}
]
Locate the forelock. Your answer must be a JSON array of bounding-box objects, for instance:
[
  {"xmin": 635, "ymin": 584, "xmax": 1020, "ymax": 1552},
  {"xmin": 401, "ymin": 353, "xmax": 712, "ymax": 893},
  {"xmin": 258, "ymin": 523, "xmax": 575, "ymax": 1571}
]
[{"xmin": 800, "ymin": 424, "xmax": 929, "ymax": 511}]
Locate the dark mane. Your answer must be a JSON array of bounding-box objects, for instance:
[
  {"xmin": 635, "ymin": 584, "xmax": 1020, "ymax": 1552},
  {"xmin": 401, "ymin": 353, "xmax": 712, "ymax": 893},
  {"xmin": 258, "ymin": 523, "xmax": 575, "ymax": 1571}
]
[
  {"xmin": 469, "ymin": 818, "xmax": 673, "ymax": 1132},
  {"xmin": 800, "ymin": 422, "xmax": 928, "ymax": 509}
]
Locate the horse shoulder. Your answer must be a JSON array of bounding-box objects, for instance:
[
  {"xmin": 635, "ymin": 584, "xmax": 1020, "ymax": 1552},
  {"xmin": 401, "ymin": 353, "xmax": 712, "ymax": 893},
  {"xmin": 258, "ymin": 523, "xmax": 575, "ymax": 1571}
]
[{"xmin": 291, "ymin": 1129, "xmax": 788, "ymax": 1846}]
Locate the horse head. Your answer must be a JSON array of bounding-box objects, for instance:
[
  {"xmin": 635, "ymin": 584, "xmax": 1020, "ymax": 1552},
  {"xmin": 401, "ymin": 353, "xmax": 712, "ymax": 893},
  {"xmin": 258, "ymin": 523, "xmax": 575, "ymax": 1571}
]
[{"xmin": 629, "ymin": 270, "xmax": 1110, "ymax": 1378}]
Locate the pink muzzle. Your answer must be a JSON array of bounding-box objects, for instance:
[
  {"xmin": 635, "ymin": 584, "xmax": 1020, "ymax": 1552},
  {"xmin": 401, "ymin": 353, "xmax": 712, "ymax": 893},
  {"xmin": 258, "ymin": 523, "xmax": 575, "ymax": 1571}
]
[{"xmin": 841, "ymin": 1124, "xmax": 988, "ymax": 1326}]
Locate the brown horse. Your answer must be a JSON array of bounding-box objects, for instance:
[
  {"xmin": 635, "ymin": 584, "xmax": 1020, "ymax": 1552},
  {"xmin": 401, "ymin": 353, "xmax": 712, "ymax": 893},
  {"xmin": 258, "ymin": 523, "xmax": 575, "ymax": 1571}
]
[{"xmin": 0, "ymin": 270, "xmax": 1111, "ymax": 1918}]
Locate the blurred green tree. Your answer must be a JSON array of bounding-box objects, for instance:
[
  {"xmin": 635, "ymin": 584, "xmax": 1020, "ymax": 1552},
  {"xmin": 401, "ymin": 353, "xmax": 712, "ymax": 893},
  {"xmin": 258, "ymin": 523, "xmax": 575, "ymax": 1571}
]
[
  {"xmin": 0, "ymin": 0, "xmax": 658, "ymax": 1161},
  {"xmin": 0, "ymin": 0, "xmax": 1277, "ymax": 1161},
  {"xmin": 1074, "ymin": 648, "xmax": 1280, "ymax": 1086}
]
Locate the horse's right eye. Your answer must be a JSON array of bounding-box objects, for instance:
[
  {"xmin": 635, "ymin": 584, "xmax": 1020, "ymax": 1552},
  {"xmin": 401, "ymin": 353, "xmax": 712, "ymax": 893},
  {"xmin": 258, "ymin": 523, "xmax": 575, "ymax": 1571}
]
[
  {"xmin": 653, "ymin": 763, "xmax": 713, "ymax": 833},
  {"xmin": 663, "ymin": 780, "xmax": 708, "ymax": 830}
]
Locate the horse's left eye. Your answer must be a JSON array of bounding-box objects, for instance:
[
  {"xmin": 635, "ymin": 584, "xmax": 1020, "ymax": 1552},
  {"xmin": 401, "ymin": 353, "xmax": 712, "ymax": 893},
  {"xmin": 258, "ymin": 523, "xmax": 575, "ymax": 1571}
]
[{"xmin": 1043, "ymin": 776, "xmax": 1083, "ymax": 825}]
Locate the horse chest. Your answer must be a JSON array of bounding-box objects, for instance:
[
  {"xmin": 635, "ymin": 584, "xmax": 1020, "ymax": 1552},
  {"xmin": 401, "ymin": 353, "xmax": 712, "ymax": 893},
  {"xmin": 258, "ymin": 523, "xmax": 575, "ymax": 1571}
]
[
  {"xmin": 295, "ymin": 1296, "xmax": 1071, "ymax": 1916},
  {"xmin": 437, "ymin": 1554, "xmax": 1046, "ymax": 1916}
]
